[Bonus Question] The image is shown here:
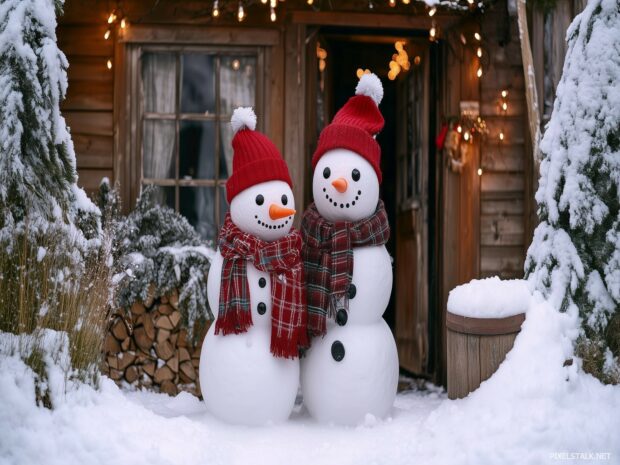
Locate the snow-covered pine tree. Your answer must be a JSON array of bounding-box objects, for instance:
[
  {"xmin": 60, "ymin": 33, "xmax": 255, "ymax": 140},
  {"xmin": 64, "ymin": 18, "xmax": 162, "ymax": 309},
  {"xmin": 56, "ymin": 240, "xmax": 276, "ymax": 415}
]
[
  {"xmin": 525, "ymin": 0, "xmax": 620, "ymax": 384},
  {"xmin": 0, "ymin": 0, "xmax": 101, "ymax": 250}
]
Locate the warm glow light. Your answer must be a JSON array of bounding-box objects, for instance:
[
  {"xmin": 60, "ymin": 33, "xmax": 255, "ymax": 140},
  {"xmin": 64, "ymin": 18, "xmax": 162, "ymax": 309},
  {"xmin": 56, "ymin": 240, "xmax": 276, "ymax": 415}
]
[
  {"xmin": 460, "ymin": 34, "xmax": 467, "ymax": 45},
  {"xmin": 468, "ymin": 0, "xmax": 475, "ymax": 4},
  {"xmin": 213, "ymin": 0, "xmax": 220, "ymax": 17},
  {"xmin": 457, "ymin": 125, "xmax": 462, "ymax": 133},
  {"xmin": 308, "ymin": 0, "xmax": 314, "ymax": 4},
  {"xmin": 501, "ymin": 90, "xmax": 508, "ymax": 98},
  {"xmin": 270, "ymin": 7, "xmax": 276, "ymax": 21},
  {"xmin": 270, "ymin": 0, "xmax": 276, "ymax": 7},
  {"xmin": 104, "ymin": 29, "xmax": 111, "ymax": 40},
  {"xmin": 474, "ymin": 32, "xmax": 482, "ymax": 41},
  {"xmin": 414, "ymin": 55, "xmax": 421, "ymax": 66},
  {"xmin": 120, "ymin": 18, "xmax": 127, "ymax": 29},
  {"xmin": 476, "ymin": 67, "xmax": 483, "ymax": 78},
  {"xmin": 428, "ymin": 6, "xmax": 437, "ymax": 16},
  {"xmin": 476, "ymin": 47, "xmax": 482, "ymax": 58},
  {"xmin": 477, "ymin": 168, "xmax": 483, "ymax": 176},
  {"xmin": 389, "ymin": 0, "xmax": 396, "ymax": 6},
  {"xmin": 237, "ymin": 3, "xmax": 245, "ymax": 21},
  {"xmin": 502, "ymin": 102, "xmax": 508, "ymax": 111},
  {"xmin": 429, "ymin": 25, "xmax": 437, "ymax": 41},
  {"xmin": 464, "ymin": 131, "xmax": 470, "ymax": 141},
  {"xmin": 107, "ymin": 12, "xmax": 116, "ymax": 23},
  {"xmin": 499, "ymin": 132, "xmax": 505, "ymax": 141},
  {"xmin": 261, "ymin": 0, "xmax": 268, "ymax": 3},
  {"xmin": 402, "ymin": 0, "xmax": 411, "ymax": 4},
  {"xmin": 107, "ymin": 59, "xmax": 112, "ymax": 70},
  {"xmin": 232, "ymin": 59, "xmax": 241, "ymax": 71}
]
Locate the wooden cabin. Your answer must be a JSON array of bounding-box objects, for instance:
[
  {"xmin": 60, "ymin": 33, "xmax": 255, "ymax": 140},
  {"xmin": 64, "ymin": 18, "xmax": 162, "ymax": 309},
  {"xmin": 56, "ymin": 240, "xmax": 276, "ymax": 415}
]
[{"xmin": 58, "ymin": 0, "xmax": 581, "ymax": 386}]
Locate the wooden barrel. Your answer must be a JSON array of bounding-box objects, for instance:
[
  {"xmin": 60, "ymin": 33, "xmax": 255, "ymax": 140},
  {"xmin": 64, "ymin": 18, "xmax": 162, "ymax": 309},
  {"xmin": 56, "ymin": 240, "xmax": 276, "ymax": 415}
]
[{"xmin": 447, "ymin": 311, "xmax": 525, "ymax": 399}]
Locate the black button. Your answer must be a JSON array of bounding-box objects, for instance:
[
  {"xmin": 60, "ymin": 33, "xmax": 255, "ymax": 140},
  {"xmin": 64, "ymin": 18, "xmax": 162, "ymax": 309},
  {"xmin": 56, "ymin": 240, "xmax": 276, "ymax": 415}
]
[
  {"xmin": 348, "ymin": 284, "xmax": 357, "ymax": 299},
  {"xmin": 331, "ymin": 340, "xmax": 345, "ymax": 362},
  {"xmin": 257, "ymin": 302, "xmax": 266, "ymax": 315},
  {"xmin": 258, "ymin": 277, "xmax": 266, "ymax": 288},
  {"xmin": 336, "ymin": 309, "xmax": 348, "ymax": 326}
]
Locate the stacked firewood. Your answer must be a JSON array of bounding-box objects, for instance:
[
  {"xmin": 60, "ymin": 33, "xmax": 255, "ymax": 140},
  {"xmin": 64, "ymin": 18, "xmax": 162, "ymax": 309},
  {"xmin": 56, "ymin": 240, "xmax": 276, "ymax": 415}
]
[{"xmin": 102, "ymin": 286, "xmax": 209, "ymax": 397}]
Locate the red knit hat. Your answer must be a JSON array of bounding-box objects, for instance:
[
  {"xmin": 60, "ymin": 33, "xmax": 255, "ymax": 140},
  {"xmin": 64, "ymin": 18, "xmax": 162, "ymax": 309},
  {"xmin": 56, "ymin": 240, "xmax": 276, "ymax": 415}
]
[
  {"xmin": 312, "ymin": 73, "xmax": 385, "ymax": 183},
  {"xmin": 226, "ymin": 107, "xmax": 293, "ymax": 203}
]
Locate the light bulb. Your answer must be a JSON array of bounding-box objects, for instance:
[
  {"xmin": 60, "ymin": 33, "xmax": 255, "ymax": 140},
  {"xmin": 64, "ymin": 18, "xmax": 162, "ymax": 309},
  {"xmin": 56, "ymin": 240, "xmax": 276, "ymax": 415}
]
[
  {"xmin": 104, "ymin": 29, "xmax": 111, "ymax": 40},
  {"xmin": 501, "ymin": 90, "xmax": 508, "ymax": 98},
  {"xmin": 502, "ymin": 102, "xmax": 508, "ymax": 111},
  {"xmin": 402, "ymin": 0, "xmax": 410, "ymax": 4},
  {"xmin": 389, "ymin": 0, "xmax": 396, "ymax": 6},
  {"xmin": 270, "ymin": 0, "xmax": 276, "ymax": 7},
  {"xmin": 464, "ymin": 131, "xmax": 470, "ymax": 141},
  {"xmin": 270, "ymin": 7, "xmax": 276, "ymax": 21},
  {"xmin": 213, "ymin": 0, "xmax": 219, "ymax": 17},
  {"xmin": 308, "ymin": 0, "xmax": 314, "ymax": 4},
  {"xmin": 457, "ymin": 125, "xmax": 462, "ymax": 133},
  {"xmin": 237, "ymin": 3, "xmax": 245, "ymax": 21},
  {"xmin": 476, "ymin": 47, "xmax": 482, "ymax": 58},
  {"xmin": 476, "ymin": 67, "xmax": 483, "ymax": 78},
  {"xmin": 477, "ymin": 168, "xmax": 483, "ymax": 176},
  {"xmin": 428, "ymin": 6, "xmax": 436, "ymax": 16},
  {"xmin": 261, "ymin": 0, "xmax": 268, "ymax": 3},
  {"xmin": 499, "ymin": 132, "xmax": 505, "ymax": 141},
  {"xmin": 107, "ymin": 12, "xmax": 116, "ymax": 23},
  {"xmin": 107, "ymin": 59, "xmax": 112, "ymax": 70},
  {"xmin": 468, "ymin": 0, "xmax": 475, "ymax": 4},
  {"xmin": 474, "ymin": 32, "xmax": 482, "ymax": 41},
  {"xmin": 120, "ymin": 18, "xmax": 127, "ymax": 29},
  {"xmin": 429, "ymin": 25, "xmax": 437, "ymax": 41}
]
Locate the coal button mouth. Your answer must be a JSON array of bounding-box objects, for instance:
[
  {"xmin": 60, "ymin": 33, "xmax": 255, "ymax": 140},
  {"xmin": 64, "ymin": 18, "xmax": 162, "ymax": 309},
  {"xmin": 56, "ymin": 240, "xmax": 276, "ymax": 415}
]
[{"xmin": 331, "ymin": 340, "xmax": 345, "ymax": 362}]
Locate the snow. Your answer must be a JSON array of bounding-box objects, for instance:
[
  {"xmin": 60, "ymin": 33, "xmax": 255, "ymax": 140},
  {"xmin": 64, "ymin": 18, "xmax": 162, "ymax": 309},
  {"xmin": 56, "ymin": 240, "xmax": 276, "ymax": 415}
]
[
  {"xmin": 447, "ymin": 277, "xmax": 531, "ymax": 318},
  {"xmin": 2, "ymin": 291, "xmax": 619, "ymax": 465}
]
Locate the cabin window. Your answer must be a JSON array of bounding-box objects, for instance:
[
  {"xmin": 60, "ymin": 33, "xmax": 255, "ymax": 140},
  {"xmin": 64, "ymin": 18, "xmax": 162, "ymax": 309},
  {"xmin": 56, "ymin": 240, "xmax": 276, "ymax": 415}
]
[{"xmin": 138, "ymin": 49, "xmax": 260, "ymax": 242}]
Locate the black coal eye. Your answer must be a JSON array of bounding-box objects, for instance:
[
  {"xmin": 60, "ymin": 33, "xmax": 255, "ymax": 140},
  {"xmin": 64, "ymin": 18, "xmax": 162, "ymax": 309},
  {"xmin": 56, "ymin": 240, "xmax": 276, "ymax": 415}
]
[
  {"xmin": 351, "ymin": 169, "xmax": 360, "ymax": 182},
  {"xmin": 323, "ymin": 167, "xmax": 331, "ymax": 179},
  {"xmin": 255, "ymin": 194, "xmax": 264, "ymax": 206},
  {"xmin": 281, "ymin": 194, "xmax": 288, "ymax": 205}
]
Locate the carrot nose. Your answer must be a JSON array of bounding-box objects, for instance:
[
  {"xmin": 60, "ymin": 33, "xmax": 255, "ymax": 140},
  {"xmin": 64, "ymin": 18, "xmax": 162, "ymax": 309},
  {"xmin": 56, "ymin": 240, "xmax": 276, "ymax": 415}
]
[
  {"xmin": 269, "ymin": 204, "xmax": 296, "ymax": 220},
  {"xmin": 331, "ymin": 177, "xmax": 348, "ymax": 193}
]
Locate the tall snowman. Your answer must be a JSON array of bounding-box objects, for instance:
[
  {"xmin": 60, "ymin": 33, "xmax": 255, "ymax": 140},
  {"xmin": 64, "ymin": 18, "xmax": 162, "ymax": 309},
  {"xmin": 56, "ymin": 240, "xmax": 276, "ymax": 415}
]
[
  {"xmin": 301, "ymin": 73, "xmax": 398, "ymax": 425},
  {"xmin": 200, "ymin": 107, "xmax": 307, "ymax": 426}
]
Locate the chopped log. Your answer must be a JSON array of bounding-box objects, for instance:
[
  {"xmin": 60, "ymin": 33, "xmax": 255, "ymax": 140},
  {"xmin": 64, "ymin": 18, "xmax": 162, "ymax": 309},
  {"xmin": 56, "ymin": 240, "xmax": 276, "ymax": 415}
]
[
  {"xmin": 169, "ymin": 290, "xmax": 179, "ymax": 309},
  {"xmin": 117, "ymin": 351, "xmax": 136, "ymax": 371},
  {"xmin": 154, "ymin": 365, "xmax": 174, "ymax": 383},
  {"xmin": 157, "ymin": 329, "xmax": 171, "ymax": 343},
  {"xmin": 178, "ymin": 347, "xmax": 190, "ymax": 362},
  {"xmin": 109, "ymin": 369, "xmax": 123, "ymax": 380},
  {"xmin": 191, "ymin": 358, "xmax": 200, "ymax": 369},
  {"xmin": 160, "ymin": 379, "xmax": 178, "ymax": 396},
  {"xmin": 161, "ymin": 294, "xmax": 169, "ymax": 304},
  {"xmin": 144, "ymin": 283, "xmax": 156, "ymax": 308},
  {"xmin": 120, "ymin": 337, "xmax": 131, "ymax": 351},
  {"xmin": 134, "ymin": 326, "xmax": 154, "ymax": 352},
  {"xmin": 179, "ymin": 361, "xmax": 196, "ymax": 383},
  {"xmin": 107, "ymin": 355, "xmax": 119, "ymax": 370},
  {"xmin": 104, "ymin": 333, "xmax": 121, "ymax": 354},
  {"xmin": 143, "ymin": 360, "xmax": 156, "ymax": 377},
  {"xmin": 169, "ymin": 311, "xmax": 181, "ymax": 329},
  {"xmin": 133, "ymin": 313, "xmax": 144, "ymax": 327},
  {"xmin": 158, "ymin": 304, "xmax": 173, "ymax": 316},
  {"xmin": 155, "ymin": 315, "xmax": 174, "ymax": 330},
  {"xmin": 177, "ymin": 329, "xmax": 188, "ymax": 347},
  {"xmin": 167, "ymin": 353, "xmax": 179, "ymax": 373},
  {"xmin": 170, "ymin": 332, "xmax": 178, "ymax": 346},
  {"xmin": 131, "ymin": 301, "xmax": 146, "ymax": 315},
  {"xmin": 143, "ymin": 313, "xmax": 156, "ymax": 340},
  {"xmin": 111, "ymin": 318, "xmax": 129, "ymax": 341},
  {"xmin": 125, "ymin": 365, "xmax": 139, "ymax": 383},
  {"xmin": 135, "ymin": 350, "xmax": 152, "ymax": 364},
  {"xmin": 155, "ymin": 340, "xmax": 174, "ymax": 360}
]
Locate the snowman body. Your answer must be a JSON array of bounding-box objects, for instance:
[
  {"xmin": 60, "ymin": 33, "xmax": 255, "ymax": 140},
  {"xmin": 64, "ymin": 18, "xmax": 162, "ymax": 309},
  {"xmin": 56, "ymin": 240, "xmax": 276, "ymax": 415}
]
[
  {"xmin": 199, "ymin": 178, "xmax": 300, "ymax": 425},
  {"xmin": 301, "ymin": 148, "xmax": 399, "ymax": 425}
]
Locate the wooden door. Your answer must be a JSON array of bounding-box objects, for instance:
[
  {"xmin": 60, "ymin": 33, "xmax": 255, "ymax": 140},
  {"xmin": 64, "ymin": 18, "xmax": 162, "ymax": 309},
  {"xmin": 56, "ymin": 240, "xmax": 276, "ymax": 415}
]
[{"xmin": 395, "ymin": 43, "xmax": 430, "ymax": 374}]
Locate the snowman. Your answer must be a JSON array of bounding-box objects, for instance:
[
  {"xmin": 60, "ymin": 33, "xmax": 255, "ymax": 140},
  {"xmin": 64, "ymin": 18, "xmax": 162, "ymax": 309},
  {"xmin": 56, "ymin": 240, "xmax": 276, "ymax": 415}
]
[
  {"xmin": 199, "ymin": 107, "xmax": 307, "ymax": 426},
  {"xmin": 300, "ymin": 73, "xmax": 399, "ymax": 425}
]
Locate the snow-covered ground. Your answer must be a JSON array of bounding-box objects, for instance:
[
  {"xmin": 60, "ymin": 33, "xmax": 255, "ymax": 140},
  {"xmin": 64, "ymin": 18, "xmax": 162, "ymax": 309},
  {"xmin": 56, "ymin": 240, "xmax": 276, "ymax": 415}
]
[{"xmin": 1, "ymin": 292, "xmax": 619, "ymax": 465}]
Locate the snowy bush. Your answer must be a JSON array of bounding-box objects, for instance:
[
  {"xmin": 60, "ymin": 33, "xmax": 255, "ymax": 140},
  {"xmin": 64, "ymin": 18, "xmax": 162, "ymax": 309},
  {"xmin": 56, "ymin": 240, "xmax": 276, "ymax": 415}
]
[
  {"xmin": 106, "ymin": 184, "xmax": 214, "ymax": 333},
  {"xmin": 525, "ymin": 0, "xmax": 620, "ymax": 383}
]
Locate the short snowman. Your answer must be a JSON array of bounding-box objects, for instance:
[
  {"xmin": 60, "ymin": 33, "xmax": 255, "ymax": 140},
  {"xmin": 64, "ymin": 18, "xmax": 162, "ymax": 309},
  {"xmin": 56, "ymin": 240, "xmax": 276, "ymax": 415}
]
[
  {"xmin": 301, "ymin": 73, "xmax": 398, "ymax": 425},
  {"xmin": 200, "ymin": 107, "xmax": 308, "ymax": 426}
]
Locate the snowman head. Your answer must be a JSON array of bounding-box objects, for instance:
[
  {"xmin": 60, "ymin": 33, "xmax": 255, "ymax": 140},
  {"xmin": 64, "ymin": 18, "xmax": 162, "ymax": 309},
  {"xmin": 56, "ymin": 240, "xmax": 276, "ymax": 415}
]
[
  {"xmin": 230, "ymin": 180, "xmax": 295, "ymax": 241},
  {"xmin": 226, "ymin": 107, "xmax": 296, "ymax": 241},
  {"xmin": 311, "ymin": 73, "xmax": 384, "ymax": 222},
  {"xmin": 313, "ymin": 149, "xmax": 379, "ymax": 222}
]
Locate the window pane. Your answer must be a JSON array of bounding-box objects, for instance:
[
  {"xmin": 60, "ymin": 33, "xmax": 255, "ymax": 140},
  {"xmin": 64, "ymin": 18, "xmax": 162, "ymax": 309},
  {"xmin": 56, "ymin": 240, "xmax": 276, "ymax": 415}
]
[
  {"xmin": 143, "ymin": 120, "xmax": 176, "ymax": 179},
  {"xmin": 219, "ymin": 56, "xmax": 257, "ymax": 116},
  {"xmin": 142, "ymin": 53, "xmax": 176, "ymax": 114},
  {"xmin": 148, "ymin": 185, "xmax": 175, "ymax": 210},
  {"xmin": 180, "ymin": 54, "xmax": 216, "ymax": 114},
  {"xmin": 219, "ymin": 185, "xmax": 229, "ymax": 227},
  {"xmin": 179, "ymin": 120, "xmax": 215, "ymax": 180},
  {"xmin": 180, "ymin": 187, "xmax": 216, "ymax": 241}
]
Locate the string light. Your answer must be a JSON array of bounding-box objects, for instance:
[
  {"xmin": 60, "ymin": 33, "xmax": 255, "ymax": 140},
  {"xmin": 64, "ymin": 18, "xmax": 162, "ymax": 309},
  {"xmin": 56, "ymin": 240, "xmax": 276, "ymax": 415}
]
[
  {"xmin": 308, "ymin": 0, "xmax": 314, "ymax": 4},
  {"xmin": 501, "ymin": 90, "xmax": 508, "ymax": 98},
  {"xmin": 457, "ymin": 125, "xmax": 462, "ymax": 133},
  {"xmin": 107, "ymin": 12, "xmax": 116, "ymax": 23},
  {"xmin": 270, "ymin": 7, "xmax": 276, "ymax": 21},
  {"xmin": 212, "ymin": 0, "xmax": 219, "ymax": 17},
  {"xmin": 428, "ymin": 6, "xmax": 437, "ymax": 16},
  {"xmin": 104, "ymin": 29, "xmax": 111, "ymax": 40},
  {"xmin": 476, "ymin": 67, "xmax": 483, "ymax": 78},
  {"xmin": 463, "ymin": 131, "xmax": 470, "ymax": 142},
  {"xmin": 502, "ymin": 101, "xmax": 508, "ymax": 112},
  {"xmin": 402, "ymin": 0, "xmax": 411, "ymax": 4},
  {"xmin": 107, "ymin": 59, "xmax": 112, "ymax": 70},
  {"xmin": 476, "ymin": 46, "xmax": 482, "ymax": 58},
  {"xmin": 237, "ymin": 3, "xmax": 245, "ymax": 22},
  {"xmin": 477, "ymin": 168, "xmax": 483, "ymax": 176},
  {"xmin": 499, "ymin": 131, "xmax": 505, "ymax": 141},
  {"xmin": 389, "ymin": 0, "xmax": 396, "ymax": 6},
  {"xmin": 474, "ymin": 32, "xmax": 482, "ymax": 41},
  {"xmin": 120, "ymin": 18, "xmax": 127, "ymax": 29},
  {"xmin": 468, "ymin": 0, "xmax": 475, "ymax": 4},
  {"xmin": 429, "ymin": 21, "xmax": 437, "ymax": 41},
  {"xmin": 261, "ymin": 0, "xmax": 268, "ymax": 3},
  {"xmin": 270, "ymin": 0, "xmax": 276, "ymax": 7}
]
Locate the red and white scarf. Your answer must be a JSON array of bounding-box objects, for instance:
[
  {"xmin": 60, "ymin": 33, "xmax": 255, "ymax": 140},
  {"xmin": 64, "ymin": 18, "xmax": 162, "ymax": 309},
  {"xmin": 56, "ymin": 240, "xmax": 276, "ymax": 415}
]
[{"xmin": 216, "ymin": 214, "xmax": 308, "ymax": 358}]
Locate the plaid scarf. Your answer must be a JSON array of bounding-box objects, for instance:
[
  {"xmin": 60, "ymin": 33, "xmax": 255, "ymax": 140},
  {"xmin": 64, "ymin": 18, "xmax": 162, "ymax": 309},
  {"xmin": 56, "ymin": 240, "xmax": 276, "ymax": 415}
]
[
  {"xmin": 215, "ymin": 213, "xmax": 308, "ymax": 359},
  {"xmin": 301, "ymin": 201, "xmax": 390, "ymax": 338}
]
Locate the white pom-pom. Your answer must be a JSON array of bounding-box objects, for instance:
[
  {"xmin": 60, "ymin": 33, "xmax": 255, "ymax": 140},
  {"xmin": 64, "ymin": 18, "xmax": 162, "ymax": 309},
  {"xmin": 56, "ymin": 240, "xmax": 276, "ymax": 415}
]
[
  {"xmin": 355, "ymin": 73, "xmax": 383, "ymax": 106},
  {"xmin": 231, "ymin": 107, "xmax": 257, "ymax": 134}
]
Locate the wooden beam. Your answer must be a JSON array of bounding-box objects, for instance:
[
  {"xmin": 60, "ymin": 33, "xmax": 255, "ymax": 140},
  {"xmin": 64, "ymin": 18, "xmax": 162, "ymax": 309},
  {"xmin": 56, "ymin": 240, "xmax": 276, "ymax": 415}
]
[
  {"xmin": 121, "ymin": 25, "xmax": 280, "ymax": 45},
  {"xmin": 290, "ymin": 11, "xmax": 460, "ymax": 30}
]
